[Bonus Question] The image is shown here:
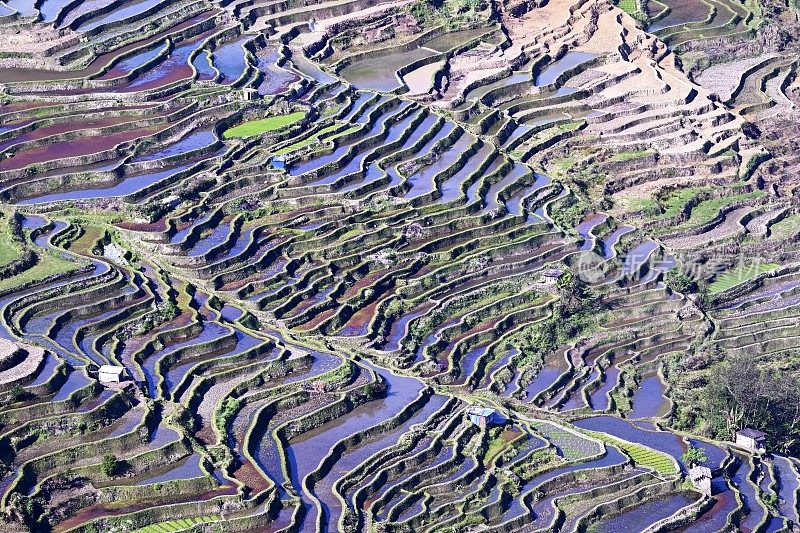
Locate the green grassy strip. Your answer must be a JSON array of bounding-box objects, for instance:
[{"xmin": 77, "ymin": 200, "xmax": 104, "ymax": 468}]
[
  {"xmin": 686, "ymin": 191, "xmax": 763, "ymax": 227},
  {"xmin": 274, "ymin": 123, "xmax": 341, "ymax": 154},
  {"xmin": 0, "ymin": 212, "xmax": 21, "ymax": 267},
  {"xmin": 0, "ymin": 250, "xmax": 76, "ymax": 292},
  {"xmin": 660, "ymin": 187, "xmax": 706, "ymax": 219},
  {"xmin": 609, "ymin": 148, "xmax": 654, "ymax": 162},
  {"xmin": 322, "ymin": 124, "xmax": 361, "ymax": 142}
]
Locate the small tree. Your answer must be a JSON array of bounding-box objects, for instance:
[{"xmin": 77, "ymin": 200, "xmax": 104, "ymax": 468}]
[
  {"xmin": 101, "ymin": 452, "xmax": 121, "ymax": 477},
  {"xmin": 557, "ymin": 270, "xmax": 589, "ymax": 312},
  {"xmin": 695, "ymin": 281, "xmax": 712, "ymax": 310},
  {"xmin": 681, "ymin": 446, "xmax": 708, "ymax": 468},
  {"xmin": 239, "ymin": 312, "xmax": 261, "ymax": 331},
  {"xmin": 9, "ymin": 384, "xmax": 30, "ymax": 403},
  {"xmin": 665, "ymin": 268, "xmax": 693, "ymax": 294},
  {"xmin": 159, "ymin": 301, "xmax": 179, "ymax": 321}
]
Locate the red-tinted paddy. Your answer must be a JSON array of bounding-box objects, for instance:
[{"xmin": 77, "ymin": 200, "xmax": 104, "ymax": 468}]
[
  {"xmin": 0, "ymin": 113, "xmax": 152, "ymax": 153},
  {"xmin": 0, "ymin": 124, "xmax": 162, "ymax": 172}
]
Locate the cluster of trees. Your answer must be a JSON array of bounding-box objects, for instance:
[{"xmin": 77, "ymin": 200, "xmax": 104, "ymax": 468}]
[
  {"xmin": 514, "ymin": 271, "xmax": 599, "ymax": 365},
  {"xmin": 682, "ymin": 446, "xmax": 708, "ymax": 468},
  {"xmin": 664, "ymin": 268, "xmax": 711, "ymax": 308},
  {"xmin": 115, "ymin": 300, "xmax": 180, "ymax": 339},
  {"xmin": 101, "ymin": 452, "xmax": 128, "ymax": 477},
  {"xmin": 697, "ymin": 355, "xmax": 800, "ymax": 454}
]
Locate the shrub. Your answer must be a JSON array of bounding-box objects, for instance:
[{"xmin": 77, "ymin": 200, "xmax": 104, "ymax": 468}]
[
  {"xmin": 101, "ymin": 452, "xmax": 123, "ymax": 477},
  {"xmin": 239, "ymin": 312, "xmax": 261, "ymax": 330},
  {"xmin": 159, "ymin": 301, "xmax": 179, "ymax": 321},
  {"xmin": 763, "ymin": 492, "xmax": 779, "ymax": 509},
  {"xmin": 665, "ymin": 268, "xmax": 695, "ymax": 294},
  {"xmin": 215, "ymin": 397, "xmax": 241, "ymax": 434},
  {"xmin": 681, "ymin": 446, "xmax": 708, "ymax": 468},
  {"xmin": 9, "ymin": 384, "xmax": 31, "ymax": 403}
]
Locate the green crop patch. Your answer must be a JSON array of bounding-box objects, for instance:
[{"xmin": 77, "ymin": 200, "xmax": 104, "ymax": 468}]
[
  {"xmin": 132, "ymin": 515, "xmax": 219, "ymax": 533},
  {"xmin": 585, "ymin": 431, "xmax": 678, "ymax": 476},
  {"xmin": 685, "ymin": 191, "xmax": 763, "ymax": 227},
  {"xmin": 616, "ymin": 0, "xmax": 638, "ymax": 15},
  {"xmin": 709, "ymin": 263, "xmax": 779, "ymax": 294},
  {"xmin": 223, "ymin": 112, "xmax": 306, "ymax": 139},
  {"xmin": 768, "ymin": 213, "xmax": 800, "ymax": 241},
  {"xmin": 0, "ymin": 251, "xmax": 76, "ymax": 292}
]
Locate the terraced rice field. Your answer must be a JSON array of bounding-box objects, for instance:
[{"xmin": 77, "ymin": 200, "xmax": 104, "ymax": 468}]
[
  {"xmin": 0, "ymin": 0, "xmax": 798, "ymax": 530},
  {"xmin": 709, "ymin": 263, "xmax": 779, "ymax": 294}
]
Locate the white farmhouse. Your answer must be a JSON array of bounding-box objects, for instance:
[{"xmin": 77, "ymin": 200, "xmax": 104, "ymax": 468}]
[
  {"xmin": 98, "ymin": 365, "xmax": 126, "ymax": 384},
  {"xmin": 735, "ymin": 428, "xmax": 767, "ymax": 454},
  {"xmin": 688, "ymin": 466, "xmax": 712, "ymax": 496}
]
